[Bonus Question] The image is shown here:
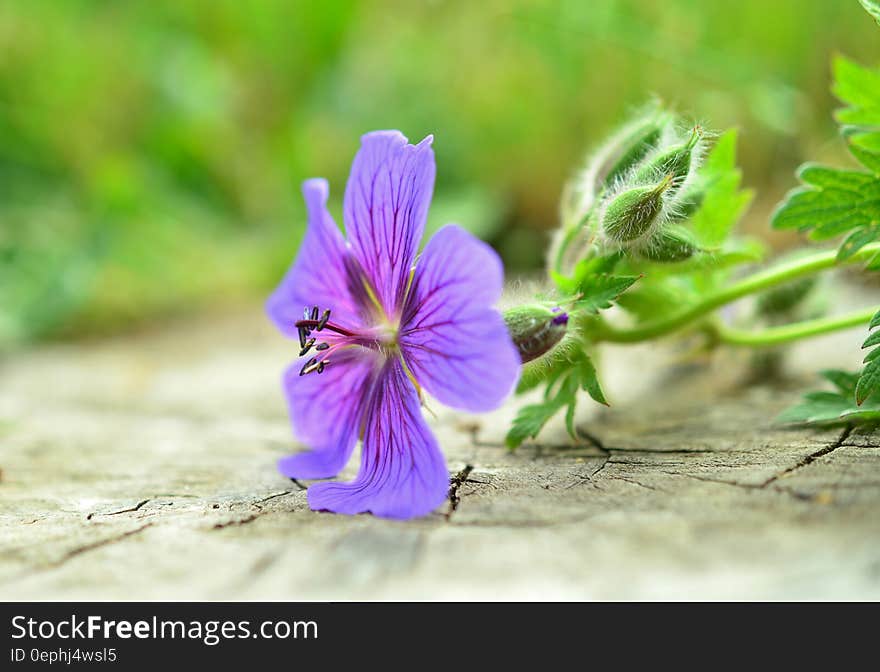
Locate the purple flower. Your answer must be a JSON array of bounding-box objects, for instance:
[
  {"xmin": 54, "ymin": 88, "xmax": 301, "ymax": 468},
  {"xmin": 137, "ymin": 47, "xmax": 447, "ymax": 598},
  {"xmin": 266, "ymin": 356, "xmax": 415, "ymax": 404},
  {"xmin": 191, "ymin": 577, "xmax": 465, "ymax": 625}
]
[{"xmin": 267, "ymin": 131, "xmax": 520, "ymax": 519}]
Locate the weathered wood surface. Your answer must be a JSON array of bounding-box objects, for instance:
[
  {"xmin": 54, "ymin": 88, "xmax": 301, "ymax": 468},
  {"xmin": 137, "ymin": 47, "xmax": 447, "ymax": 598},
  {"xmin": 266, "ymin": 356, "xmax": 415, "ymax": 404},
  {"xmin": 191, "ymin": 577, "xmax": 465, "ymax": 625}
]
[{"xmin": 1, "ymin": 302, "xmax": 879, "ymax": 600}]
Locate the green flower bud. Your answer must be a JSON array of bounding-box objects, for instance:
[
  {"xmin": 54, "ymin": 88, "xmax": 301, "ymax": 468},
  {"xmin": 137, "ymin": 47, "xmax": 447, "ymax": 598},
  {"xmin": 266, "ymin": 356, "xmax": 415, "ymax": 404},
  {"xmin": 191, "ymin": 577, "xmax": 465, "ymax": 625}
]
[
  {"xmin": 638, "ymin": 226, "xmax": 699, "ymax": 262},
  {"xmin": 602, "ymin": 173, "xmax": 673, "ymax": 243},
  {"xmin": 632, "ymin": 126, "xmax": 703, "ymax": 194},
  {"xmin": 503, "ymin": 304, "xmax": 569, "ymax": 363},
  {"xmin": 599, "ymin": 116, "xmax": 669, "ymax": 189}
]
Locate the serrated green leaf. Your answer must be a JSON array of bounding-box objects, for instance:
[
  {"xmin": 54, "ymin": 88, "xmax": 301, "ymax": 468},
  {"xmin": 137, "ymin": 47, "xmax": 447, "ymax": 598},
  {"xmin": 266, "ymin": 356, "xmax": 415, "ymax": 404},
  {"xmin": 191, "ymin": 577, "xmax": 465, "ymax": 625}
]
[
  {"xmin": 832, "ymin": 55, "xmax": 880, "ymax": 173},
  {"xmin": 552, "ymin": 252, "xmax": 622, "ymax": 295},
  {"xmin": 771, "ymin": 179, "xmax": 880, "ymax": 239},
  {"xmin": 778, "ymin": 368, "xmax": 880, "ymax": 426},
  {"xmin": 506, "ymin": 350, "xmax": 607, "ymax": 449},
  {"xmin": 860, "ymin": 0, "xmax": 880, "ymax": 25},
  {"xmin": 506, "ymin": 372, "xmax": 578, "ymax": 449},
  {"xmin": 798, "ymin": 164, "xmax": 875, "ymax": 191},
  {"xmin": 506, "ymin": 400, "xmax": 565, "ymax": 449},
  {"xmin": 579, "ymin": 355, "xmax": 607, "ymax": 405},
  {"xmin": 574, "ymin": 274, "xmax": 639, "ymax": 313},
  {"xmin": 863, "ymin": 329, "xmax": 880, "ymax": 349},
  {"xmin": 776, "ymin": 391, "xmax": 855, "ymax": 425},
  {"xmin": 856, "ymin": 360, "xmax": 880, "ymax": 405},
  {"xmin": 857, "ymin": 317, "xmax": 880, "ymax": 405}
]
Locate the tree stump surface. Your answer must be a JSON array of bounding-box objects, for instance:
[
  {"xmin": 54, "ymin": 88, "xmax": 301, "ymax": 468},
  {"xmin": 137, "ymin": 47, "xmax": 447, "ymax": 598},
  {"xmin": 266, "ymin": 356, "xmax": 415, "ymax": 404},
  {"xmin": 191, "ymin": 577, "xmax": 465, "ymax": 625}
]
[{"xmin": 2, "ymin": 303, "xmax": 879, "ymax": 600}]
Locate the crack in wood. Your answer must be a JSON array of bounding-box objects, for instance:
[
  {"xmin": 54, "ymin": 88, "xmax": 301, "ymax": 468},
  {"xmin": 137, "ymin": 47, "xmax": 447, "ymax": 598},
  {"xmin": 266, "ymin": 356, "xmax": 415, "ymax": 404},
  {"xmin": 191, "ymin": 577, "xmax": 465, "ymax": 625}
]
[
  {"xmin": 213, "ymin": 514, "xmax": 260, "ymax": 529},
  {"xmin": 564, "ymin": 456, "xmax": 611, "ymax": 489},
  {"xmin": 48, "ymin": 523, "xmax": 154, "ymax": 568},
  {"xmin": 760, "ymin": 426, "xmax": 853, "ymax": 488},
  {"xmin": 87, "ymin": 499, "xmax": 150, "ymax": 520},
  {"xmin": 252, "ymin": 490, "xmax": 293, "ymax": 510}
]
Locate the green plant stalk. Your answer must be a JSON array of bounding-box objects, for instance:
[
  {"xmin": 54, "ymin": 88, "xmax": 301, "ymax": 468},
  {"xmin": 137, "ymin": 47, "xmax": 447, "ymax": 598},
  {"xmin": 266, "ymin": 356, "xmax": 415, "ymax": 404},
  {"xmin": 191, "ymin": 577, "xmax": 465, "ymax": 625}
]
[
  {"xmin": 593, "ymin": 243, "xmax": 880, "ymax": 344},
  {"xmin": 711, "ymin": 307, "xmax": 877, "ymax": 347}
]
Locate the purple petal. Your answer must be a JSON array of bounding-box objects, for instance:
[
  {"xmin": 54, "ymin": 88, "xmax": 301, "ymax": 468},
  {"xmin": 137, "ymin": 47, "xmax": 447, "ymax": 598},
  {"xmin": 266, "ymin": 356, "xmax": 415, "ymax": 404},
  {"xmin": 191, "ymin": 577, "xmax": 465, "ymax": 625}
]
[
  {"xmin": 266, "ymin": 178, "xmax": 362, "ymax": 337},
  {"xmin": 343, "ymin": 131, "xmax": 435, "ymax": 318},
  {"xmin": 307, "ymin": 360, "xmax": 449, "ymax": 519},
  {"xmin": 278, "ymin": 350, "xmax": 377, "ymax": 480},
  {"xmin": 400, "ymin": 224, "xmax": 520, "ymax": 412}
]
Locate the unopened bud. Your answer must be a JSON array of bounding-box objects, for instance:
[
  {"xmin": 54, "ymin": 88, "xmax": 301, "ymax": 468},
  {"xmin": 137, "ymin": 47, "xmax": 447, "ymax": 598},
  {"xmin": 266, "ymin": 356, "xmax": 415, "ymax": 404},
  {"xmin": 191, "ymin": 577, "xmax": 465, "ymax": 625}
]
[
  {"xmin": 632, "ymin": 126, "xmax": 702, "ymax": 195},
  {"xmin": 602, "ymin": 173, "xmax": 673, "ymax": 243},
  {"xmin": 504, "ymin": 305, "xmax": 569, "ymax": 363},
  {"xmin": 638, "ymin": 226, "xmax": 699, "ymax": 262},
  {"xmin": 598, "ymin": 115, "xmax": 670, "ymax": 189}
]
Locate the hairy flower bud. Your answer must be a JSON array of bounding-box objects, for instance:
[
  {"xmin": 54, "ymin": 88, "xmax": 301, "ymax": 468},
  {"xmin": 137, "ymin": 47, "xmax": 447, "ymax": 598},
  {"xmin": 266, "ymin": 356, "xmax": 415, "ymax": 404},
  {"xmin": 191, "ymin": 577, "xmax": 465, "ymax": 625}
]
[
  {"xmin": 637, "ymin": 226, "xmax": 699, "ymax": 262},
  {"xmin": 598, "ymin": 115, "xmax": 670, "ymax": 189},
  {"xmin": 632, "ymin": 126, "xmax": 703, "ymax": 196},
  {"xmin": 601, "ymin": 173, "xmax": 673, "ymax": 243},
  {"xmin": 503, "ymin": 304, "xmax": 569, "ymax": 363}
]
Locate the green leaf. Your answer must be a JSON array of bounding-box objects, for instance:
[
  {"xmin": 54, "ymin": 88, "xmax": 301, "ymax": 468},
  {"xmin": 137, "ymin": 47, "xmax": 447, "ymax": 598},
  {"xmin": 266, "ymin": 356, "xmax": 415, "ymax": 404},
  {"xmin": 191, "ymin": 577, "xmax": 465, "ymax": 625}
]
[
  {"xmin": 771, "ymin": 166, "xmax": 880, "ymax": 241},
  {"xmin": 580, "ymin": 355, "xmax": 607, "ymax": 405},
  {"xmin": 776, "ymin": 390, "xmax": 859, "ymax": 425},
  {"xmin": 857, "ymin": 314, "xmax": 880, "ymax": 404},
  {"xmin": 832, "ymin": 55, "xmax": 880, "ymax": 174},
  {"xmin": 552, "ymin": 252, "xmax": 622, "ymax": 295},
  {"xmin": 778, "ymin": 367, "xmax": 880, "ymax": 427},
  {"xmin": 859, "ymin": 0, "xmax": 880, "ymax": 26},
  {"xmin": 506, "ymin": 350, "xmax": 606, "ymax": 449},
  {"xmin": 833, "ymin": 55, "xmax": 880, "ymax": 112},
  {"xmin": 689, "ymin": 130, "xmax": 754, "ymax": 248},
  {"xmin": 574, "ymin": 274, "xmax": 639, "ymax": 313}
]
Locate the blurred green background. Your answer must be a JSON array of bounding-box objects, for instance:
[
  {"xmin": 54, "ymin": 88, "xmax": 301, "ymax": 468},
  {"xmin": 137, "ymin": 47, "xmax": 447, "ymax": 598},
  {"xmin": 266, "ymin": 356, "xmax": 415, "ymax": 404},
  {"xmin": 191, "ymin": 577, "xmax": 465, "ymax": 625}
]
[{"xmin": 1, "ymin": 0, "xmax": 877, "ymax": 347}]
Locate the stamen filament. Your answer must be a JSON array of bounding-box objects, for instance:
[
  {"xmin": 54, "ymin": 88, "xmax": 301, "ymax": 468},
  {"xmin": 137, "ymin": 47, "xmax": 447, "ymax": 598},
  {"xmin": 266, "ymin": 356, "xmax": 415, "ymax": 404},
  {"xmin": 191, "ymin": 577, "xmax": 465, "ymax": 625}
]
[{"xmin": 294, "ymin": 319, "xmax": 357, "ymax": 338}]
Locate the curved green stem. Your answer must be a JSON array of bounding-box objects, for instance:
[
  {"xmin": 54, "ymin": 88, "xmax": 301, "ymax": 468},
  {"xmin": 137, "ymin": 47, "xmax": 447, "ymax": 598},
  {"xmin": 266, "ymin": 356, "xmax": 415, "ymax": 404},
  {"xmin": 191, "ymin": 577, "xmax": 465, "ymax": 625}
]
[
  {"xmin": 711, "ymin": 307, "xmax": 877, "ymax": 347},
  {"xmin": 594, "ymin": 243, "xmax": 880, "ymax": 344}
]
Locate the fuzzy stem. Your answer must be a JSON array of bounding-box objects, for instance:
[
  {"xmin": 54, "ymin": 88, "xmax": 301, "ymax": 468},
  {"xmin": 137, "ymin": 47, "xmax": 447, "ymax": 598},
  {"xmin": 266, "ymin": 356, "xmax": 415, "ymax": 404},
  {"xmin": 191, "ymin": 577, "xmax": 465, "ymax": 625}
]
[
  {"xmin": 593, "ymin": 243, "xmax": 880, "ymax": 344},
  {"xmin": 710, "ymin": 307, "xmax": 877, "ymax": 347}
]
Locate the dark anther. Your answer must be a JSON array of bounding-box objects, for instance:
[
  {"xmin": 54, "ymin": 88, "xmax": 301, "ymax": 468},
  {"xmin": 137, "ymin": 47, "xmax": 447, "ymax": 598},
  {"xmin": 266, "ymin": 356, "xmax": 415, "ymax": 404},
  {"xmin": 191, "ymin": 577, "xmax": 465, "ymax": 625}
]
[
  {"xmin": 310, "ymin": 305, "xmax": 319, "ymax": 321},
  {"xmin": 317, "ymin": 309, "xmax": 331, "ymax": 331},
  {"xmin": 315, "ymin": 342, "xmax": 330, "ymax": 351},
  {"xmin": 297, "ymin": 326, "xmax": 307, "ymax": 349},
  {"xmin": 299, "ymin": 357, "xmax": 318, "ymax": 376},
  {"xmin": 299, "ymin": 338, "xmax": 316, "ymax": 357},
  {"xmin": 316, "ymin": 361, "xmax": 326, "ymax": 374}
]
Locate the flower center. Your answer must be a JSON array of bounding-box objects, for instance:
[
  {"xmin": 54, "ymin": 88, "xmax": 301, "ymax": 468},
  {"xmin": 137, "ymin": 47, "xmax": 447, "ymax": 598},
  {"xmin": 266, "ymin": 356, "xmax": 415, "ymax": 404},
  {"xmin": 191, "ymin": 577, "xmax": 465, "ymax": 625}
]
[{"xmin": 294, "ymin": 305, "xmax": 399, "ymax": 376}]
